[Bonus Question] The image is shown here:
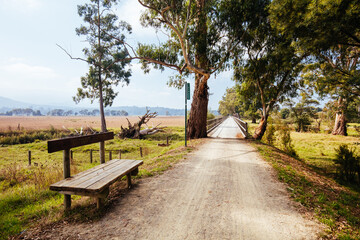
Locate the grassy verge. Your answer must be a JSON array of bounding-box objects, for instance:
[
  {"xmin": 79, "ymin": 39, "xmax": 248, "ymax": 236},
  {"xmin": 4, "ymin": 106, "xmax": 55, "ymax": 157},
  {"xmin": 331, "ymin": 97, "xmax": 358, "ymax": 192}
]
[
  {"xmin": 290, "ymin": 132, "xmax": 359, "ymax": 176},
  {"xmin": 252, "ymin": 141, "xmax": 360, "ymax": 239},
  {"xmin": 0, "ymin": 127, "xmax": 199, "ymax": 240}
]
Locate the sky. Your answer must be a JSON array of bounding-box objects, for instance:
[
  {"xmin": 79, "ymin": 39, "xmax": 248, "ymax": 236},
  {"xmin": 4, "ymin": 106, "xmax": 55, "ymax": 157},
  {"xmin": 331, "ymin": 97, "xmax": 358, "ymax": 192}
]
[{"xmin": 0, "ymin": 0, "xmax": 234, "ymax": 110}]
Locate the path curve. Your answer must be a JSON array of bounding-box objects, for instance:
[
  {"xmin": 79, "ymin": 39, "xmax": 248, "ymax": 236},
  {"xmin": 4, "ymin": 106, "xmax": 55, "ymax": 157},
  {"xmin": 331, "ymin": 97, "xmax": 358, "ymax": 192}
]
[{"xmin": 27, "ymin": 139, "xmax": 322, "ymax": 239}]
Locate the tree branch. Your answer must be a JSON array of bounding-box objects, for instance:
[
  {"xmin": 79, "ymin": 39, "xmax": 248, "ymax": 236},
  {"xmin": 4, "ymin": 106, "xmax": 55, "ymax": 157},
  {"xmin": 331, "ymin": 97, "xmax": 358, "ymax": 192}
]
[{"xmin": 56, "ymin": 44, "xmax": 90, "ymax": 64}]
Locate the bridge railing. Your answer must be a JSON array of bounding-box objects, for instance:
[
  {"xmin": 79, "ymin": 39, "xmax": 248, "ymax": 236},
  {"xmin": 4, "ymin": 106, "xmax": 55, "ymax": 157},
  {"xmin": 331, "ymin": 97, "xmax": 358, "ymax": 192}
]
[
  {"xmin": 206, "ymin": 116, "xmax": 226, "ymax": 134},
  {"xmin": 233, "ymin": 116, "xmax": 248, "ymax": 138}
]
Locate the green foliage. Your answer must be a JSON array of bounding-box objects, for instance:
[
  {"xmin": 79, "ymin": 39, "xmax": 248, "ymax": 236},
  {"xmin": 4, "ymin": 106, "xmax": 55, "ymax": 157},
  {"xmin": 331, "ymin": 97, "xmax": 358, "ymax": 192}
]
[
  {"xmin": 218, "ymin": 87, "xmax": 240, "ymax": 116},
  {"xmin": 264, "ymin": 124, "xmax": 276, "ymax": 146},
  {"xmin": 269, "ymin": 0, "xmax": 360, "ymax": 52},
  {"xmin": 228, "ymin": 0, "xmax": 304, "ymax": 138},
  {"xmin": 334, "ymin": 145, "xmax": 359, "ymax": 183},
  {"xmin": 278, "ymin": 123, "xmax": 298, "ymax": 158},
  {"xmin": 280, "ymin": 108, "xmax": 290, "ymax": 119},
  {"xmin": 207, "ymin": 111, "xmax": 215, "ymax": 120},
  {"xmin": 0, "ymin": 129, "xmax": 67, "ymax": 146},
  {"xmin": 284, "ymin": 92, "xmax": 320, "ymax": 132},
  {"xmin": 73, "ymin": 0, "xmax": 131, "ymax": 114},
  {"xmin": 136, "ymin": 0, "xmax": 233, "ymax": 83},
  {"xmin": 270, "ymin": 0, "xmax": 360, "ymax": 118}
]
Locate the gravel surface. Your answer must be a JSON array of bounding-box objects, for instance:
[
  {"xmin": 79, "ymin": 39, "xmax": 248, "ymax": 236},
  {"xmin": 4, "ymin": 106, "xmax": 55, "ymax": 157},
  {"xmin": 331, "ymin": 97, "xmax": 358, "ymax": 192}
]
[{"xmin": 24, "ymin": 137, "xmax": 323, "ymax": 240}]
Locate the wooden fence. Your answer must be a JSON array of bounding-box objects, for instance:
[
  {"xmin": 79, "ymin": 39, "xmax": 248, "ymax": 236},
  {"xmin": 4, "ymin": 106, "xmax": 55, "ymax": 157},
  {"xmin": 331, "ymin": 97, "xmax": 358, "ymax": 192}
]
[
  {"xmin": 206, "ymin": 116, "xmax": 227, "ymax": 134},
  {"xmin": 233, "ymin": 117, "xmax": 248, "ymax": 138}
]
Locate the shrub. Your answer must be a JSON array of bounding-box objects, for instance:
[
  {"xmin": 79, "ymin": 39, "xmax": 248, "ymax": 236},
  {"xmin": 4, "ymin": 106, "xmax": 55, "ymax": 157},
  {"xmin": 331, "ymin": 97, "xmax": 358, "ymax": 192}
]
[
  {"xmin": 264, "ymin": 124, "xmax": 276, "ymax": 145},
  {"xmin": 294, "ymin": 114, "xmax": 312, "ymax": 132},
  {"xmin": 277, "ymin": 123, "xmax": 298, "ymax": 158},
  {"xmin": 207, "ymin": 111, "xmax": 215, "ymax": 120},
  {"xmin": 334, "ymin": 144, "xmax": 359, "ymax": 183}
]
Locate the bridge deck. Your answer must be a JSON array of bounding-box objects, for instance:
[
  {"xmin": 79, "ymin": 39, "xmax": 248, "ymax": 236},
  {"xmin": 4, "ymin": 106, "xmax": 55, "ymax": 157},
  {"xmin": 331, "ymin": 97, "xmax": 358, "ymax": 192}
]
[{"xmin": 208, "ymin": 117, "xmax": 244, "ymax": 139}]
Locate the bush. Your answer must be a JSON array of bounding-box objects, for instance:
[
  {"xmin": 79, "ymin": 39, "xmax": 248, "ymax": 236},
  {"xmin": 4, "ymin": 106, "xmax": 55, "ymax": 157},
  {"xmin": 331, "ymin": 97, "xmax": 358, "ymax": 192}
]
[
  {"xmin": 277, "ymin": 123, "xmax": 298, "ymax": 158},
  {"xmin": 334, "ymin": 144, "xmax": 359, "ymax": 183},
  {"xmin": 294, "ymin": 114, "xmax": 312, "ymax": 132},
  {"xmin": 207, "ymin": 111, "xmax": 215, "ymax": 120},
  {"xmin": 264, "ymin": 124, "xmax": 276, "ymax": 145}
]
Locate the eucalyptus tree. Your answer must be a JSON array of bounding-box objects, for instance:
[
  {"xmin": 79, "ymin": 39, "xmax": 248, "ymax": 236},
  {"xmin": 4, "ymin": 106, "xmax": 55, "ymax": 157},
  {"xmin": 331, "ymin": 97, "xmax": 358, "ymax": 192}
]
[
  {"xmin": 236, "ymin": 82, "xmax": 262, "ymax": 123},
  {"xmin": 270, "ymin": 0, "xmax": 360, "ymax": 135},
  {"xmin": 302, "ymin": 48, "xmax": 358, "ymax": 135},
  {"xmin": 224, "ymin": 0, "xmax": 304, "ymax": 140},
  {"xmin": 218, "ymin": 87, "xmax": 240, "ymax": 116},
  {"xmin": 127, "ymin": 0, "xmax": 244, "ymax": 139},
  {"xmin": 61, "ymin": 0, "xmax": 132, "ymax": 133}
]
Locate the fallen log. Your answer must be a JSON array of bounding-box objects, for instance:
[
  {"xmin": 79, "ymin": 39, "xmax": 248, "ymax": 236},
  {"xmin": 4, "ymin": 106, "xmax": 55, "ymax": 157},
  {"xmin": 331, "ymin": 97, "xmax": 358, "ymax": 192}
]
[{"xmin": 119, "ymin": 110, "xmax": 160, "ymax": 139}]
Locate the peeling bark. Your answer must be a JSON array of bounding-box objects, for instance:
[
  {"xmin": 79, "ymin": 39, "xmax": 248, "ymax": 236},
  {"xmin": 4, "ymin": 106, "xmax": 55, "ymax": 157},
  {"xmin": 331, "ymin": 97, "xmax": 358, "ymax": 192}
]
[
  {"xmin": 253, "ymin": 115, "xmax": 268, "ymax": 140},
  {"xmin": 187, "ymin": 80, "xmax": 209, "ymax": 139},
  {"xmin": 332, "ymin": 97, "xmax": 347, "ymax": 136},
  {"xmin": 332, "ymin": 112, "xmax": 347, "ymax": 136}
]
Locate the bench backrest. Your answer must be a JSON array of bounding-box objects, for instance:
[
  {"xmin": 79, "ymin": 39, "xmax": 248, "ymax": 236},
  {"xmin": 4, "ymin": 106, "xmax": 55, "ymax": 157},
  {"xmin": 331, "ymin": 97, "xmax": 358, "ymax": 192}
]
[{"xmin": 48, "ymin": 132, "xmax": 114, "ymax": 153}]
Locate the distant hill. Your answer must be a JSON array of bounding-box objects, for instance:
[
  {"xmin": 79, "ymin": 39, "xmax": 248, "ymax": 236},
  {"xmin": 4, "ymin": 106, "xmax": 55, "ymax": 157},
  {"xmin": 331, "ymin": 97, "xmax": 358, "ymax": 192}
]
[
  {"xmin": 0, "ymin": 96, "xmax": 30, "ymax": 110},
  {"xmin": 0, "ymin": 96, "xmax": 186, "ymax": 116}
]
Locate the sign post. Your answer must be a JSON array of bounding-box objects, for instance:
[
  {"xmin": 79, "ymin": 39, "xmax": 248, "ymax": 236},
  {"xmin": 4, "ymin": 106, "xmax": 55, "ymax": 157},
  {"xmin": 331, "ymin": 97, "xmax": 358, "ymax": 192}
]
[{"xmin": 185, "ymin": 82, "xmax": 190, "ymax": 146}]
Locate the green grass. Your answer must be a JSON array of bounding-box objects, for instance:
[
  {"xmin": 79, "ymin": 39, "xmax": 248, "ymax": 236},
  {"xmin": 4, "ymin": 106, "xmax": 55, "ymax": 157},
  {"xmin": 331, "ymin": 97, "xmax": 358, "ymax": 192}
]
[
  {"xmin": 290, "ymin": 132, "xmax": 360, "ymax": 174},
  {"xmin": 246, "ymin": 120, "xmax": 360, "ymax": 176},
  {"xmin": 0, "ymin": 126, "xmax": 197, "ymax": 240},
  {"xmin": 246, "ymin": 119, "xmax": 360, "ymax": 238},
  {"xmin": 252, "ymin": 141, "xmax": 360, "ymax": 239}
]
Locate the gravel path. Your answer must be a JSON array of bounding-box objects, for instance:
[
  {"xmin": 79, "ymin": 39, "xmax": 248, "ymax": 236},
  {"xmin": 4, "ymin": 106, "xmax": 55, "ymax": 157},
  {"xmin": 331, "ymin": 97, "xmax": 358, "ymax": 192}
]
[{"xmin": 27, "ymin": 136, "xmax": 322, "ymax": 239}]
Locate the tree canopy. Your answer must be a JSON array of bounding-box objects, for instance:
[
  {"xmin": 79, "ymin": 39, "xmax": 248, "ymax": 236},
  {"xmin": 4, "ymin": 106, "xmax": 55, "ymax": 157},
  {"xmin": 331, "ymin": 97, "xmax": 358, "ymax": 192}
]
[{"xmin": 72, "ymin": 0, "xmax": 132, "ymax": 132}]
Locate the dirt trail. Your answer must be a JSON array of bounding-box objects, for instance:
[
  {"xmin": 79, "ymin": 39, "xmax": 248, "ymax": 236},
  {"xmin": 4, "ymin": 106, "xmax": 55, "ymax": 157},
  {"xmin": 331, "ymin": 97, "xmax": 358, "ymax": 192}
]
[{"xmin": 27, "ymin": 138, "xmax": 322, "ymax": 240}]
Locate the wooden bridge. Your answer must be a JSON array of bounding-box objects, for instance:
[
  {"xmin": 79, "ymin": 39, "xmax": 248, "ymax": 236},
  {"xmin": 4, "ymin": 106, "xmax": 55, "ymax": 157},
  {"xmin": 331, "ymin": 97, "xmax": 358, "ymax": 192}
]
[{"xmin": 207, "ymin": 116, "xmax": 248, "ymax": 139}]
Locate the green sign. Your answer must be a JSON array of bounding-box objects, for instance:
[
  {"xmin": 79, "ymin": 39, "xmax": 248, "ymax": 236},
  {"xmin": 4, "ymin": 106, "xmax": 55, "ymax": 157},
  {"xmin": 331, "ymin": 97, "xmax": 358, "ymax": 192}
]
[{"xmin": 186, "ymin": 82, "xmax": 190, "ymax": 100}]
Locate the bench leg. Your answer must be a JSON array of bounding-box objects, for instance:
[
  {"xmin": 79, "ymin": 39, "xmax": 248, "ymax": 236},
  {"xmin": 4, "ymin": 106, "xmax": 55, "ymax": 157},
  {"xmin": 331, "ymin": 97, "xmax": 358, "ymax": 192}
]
[
  {"xmin": 64, "ymin": 194, "xmax": 71, "ymax": 210},
  {"xmin": 127, "ymin": 173, "xmax": 132, "ymax": 188},
  {"xmin": 97, "ymin": 198, "xmax": 104, "ymax": 209},
  {"xmin": 131, "ymin": 167, "xmax": 139, "ymax": 176}
]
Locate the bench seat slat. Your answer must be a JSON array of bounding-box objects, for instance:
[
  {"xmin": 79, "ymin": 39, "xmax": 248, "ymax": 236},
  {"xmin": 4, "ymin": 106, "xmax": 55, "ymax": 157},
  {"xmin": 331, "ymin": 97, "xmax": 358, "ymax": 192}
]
[
  {"xmin": 74, "ymin": 160, "xmax": 137, "ymax": 190},
  {"xmin": 50, "ymin": 159, "xmax": 143, "ymax": 194},
  {"xmin": 53, "ymin": 159, "xmax": 124, "ymax": 187},
  {"xmin": 86, "ymin": 161, "xmax": 141, "ymax": 191},
  {"xmin": 55, "ymin": 159, "xmax": 131, "ymax": 188}
]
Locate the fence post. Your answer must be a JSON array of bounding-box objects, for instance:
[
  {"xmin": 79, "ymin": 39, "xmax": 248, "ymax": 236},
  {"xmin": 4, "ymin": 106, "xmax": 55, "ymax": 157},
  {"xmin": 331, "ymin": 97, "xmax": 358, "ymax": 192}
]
[
  {"xmin": 166, "ymin": 136, "xmax": 169, "ymax": 146},
  {"xmin": 28, "ymin": 150, "xmax": 31, "ymax": 166},
  {"xmin": 100, "ymin": 141, "xmax": 105, "ymax": 164},
  {"xmin": 63, "ymin": 149, "xmax": 71, "ymax": 209},
  {"xmin": 109, "ymin": 150, "xmax": 112, "ymax": 161},
  {"xmin": 70, "ymin": 150, "xmax": 73, "ymax": 162},
  {"xmin": 90, "ymin": 149, "xmax": 93, "ymax": 163},
  {"xmin": 118, "ymin": 150, "xmax": 121, "ymax": 159},
  {"xmin": 140, "ymin": 147, "xmax": 143, "ymax": 157}
]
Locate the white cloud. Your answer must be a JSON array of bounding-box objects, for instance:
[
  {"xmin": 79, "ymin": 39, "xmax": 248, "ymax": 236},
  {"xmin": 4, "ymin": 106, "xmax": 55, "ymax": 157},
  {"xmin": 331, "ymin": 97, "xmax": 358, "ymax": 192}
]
[
  {"xmin": 0, "ymin": 62, "xmax": 58, "ymax": 79},
  {"xmin": 0, "ymin": 0, "xmax": 41, "ymax": 12}
]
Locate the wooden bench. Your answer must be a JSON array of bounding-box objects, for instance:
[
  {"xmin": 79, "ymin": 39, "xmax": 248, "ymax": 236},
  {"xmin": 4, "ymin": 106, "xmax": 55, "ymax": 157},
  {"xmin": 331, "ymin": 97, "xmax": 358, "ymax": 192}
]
[{"xmin": 48, "ymin": 132, "xmax": 143, "ymax": 209}]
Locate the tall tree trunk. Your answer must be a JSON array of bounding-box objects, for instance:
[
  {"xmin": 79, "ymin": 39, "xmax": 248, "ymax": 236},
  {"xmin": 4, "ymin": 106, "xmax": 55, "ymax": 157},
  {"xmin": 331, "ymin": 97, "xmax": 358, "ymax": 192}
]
[
  {"xmin": 98, "ymin": 2, "xmax": 106, "ymax": 164},
  {"xmin": 188, "ymin": 80, "xmax": 208, "ymax": 138},
  {"xmin": 187, "ymin": 0, "xmax": 210, "ymax": 139},
  {"xmin": 332, "ymin": 113, "xmax": 347, "ymax": 136},
  {"xmin": 98, "ymin": 84, "xmax": 107, "ymax": 133},
  {"xmin": 332, "ymin": 97, "xmax": 347, "ymax": 136},
  {"xmin": 97, "ymin": 1, "xmax": 106, "ymax": 133},
  {"xmin": 253, "ymin": 114, "xmax": 268, "ymax": 140}
]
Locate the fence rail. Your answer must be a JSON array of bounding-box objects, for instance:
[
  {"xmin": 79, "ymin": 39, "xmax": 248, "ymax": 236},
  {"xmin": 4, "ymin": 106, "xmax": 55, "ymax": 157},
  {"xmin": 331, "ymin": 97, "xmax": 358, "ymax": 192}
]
[
  {"xmin": 206, "ymin": 116, "xmax": 227, "ymax": 134},
  {"xmin": 233, "ymin": 116, "xmax": 248, "ymax": 138}
]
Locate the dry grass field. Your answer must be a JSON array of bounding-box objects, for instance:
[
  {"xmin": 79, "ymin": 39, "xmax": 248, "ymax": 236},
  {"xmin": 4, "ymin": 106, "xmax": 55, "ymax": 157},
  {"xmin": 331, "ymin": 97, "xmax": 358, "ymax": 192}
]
[{"xmin": 0, "ymin": 116, "xmax": 184, "ymax": 130}]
